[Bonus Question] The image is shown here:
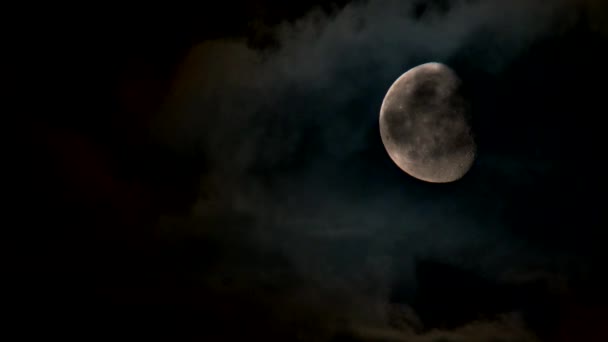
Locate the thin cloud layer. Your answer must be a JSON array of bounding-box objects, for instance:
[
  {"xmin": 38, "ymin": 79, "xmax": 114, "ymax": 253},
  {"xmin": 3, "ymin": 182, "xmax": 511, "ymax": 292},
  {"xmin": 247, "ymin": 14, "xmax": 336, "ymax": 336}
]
[{"xmin": 151, "ymin": 0, "xmax": 599, "ymax": 340}]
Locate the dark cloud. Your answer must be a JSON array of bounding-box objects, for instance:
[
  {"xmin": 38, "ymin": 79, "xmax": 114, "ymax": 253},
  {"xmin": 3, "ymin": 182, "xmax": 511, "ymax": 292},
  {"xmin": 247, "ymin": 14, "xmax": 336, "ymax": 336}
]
[
  {"xmin": 349, "ymin": 313, "xmax": 540, "ymax": 341},
  {"xmin": 57, "ymin": 0, "xmax": 607, "ymax": 340}
]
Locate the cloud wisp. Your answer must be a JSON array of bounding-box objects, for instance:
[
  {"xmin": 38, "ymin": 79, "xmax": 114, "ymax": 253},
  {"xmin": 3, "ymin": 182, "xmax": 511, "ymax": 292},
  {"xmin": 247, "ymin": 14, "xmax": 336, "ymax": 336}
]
[{"xmin": 152, "ymin": 0, "xmax": 592, "ymax": 339}]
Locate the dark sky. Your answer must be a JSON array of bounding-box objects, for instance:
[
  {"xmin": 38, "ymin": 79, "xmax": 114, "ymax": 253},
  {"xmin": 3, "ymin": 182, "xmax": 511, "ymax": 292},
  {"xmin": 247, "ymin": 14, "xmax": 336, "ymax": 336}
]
[{"xmin": 23, "ymin": 0, "xmax": 608, "ymax": 340}]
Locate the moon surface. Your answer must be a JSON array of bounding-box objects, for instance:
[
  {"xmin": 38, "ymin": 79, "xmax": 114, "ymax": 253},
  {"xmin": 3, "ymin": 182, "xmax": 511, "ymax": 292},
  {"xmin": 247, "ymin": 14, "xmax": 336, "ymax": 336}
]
[{"xmin": 379, "ymin": 62, "xmax": 476, "ymax": 183}]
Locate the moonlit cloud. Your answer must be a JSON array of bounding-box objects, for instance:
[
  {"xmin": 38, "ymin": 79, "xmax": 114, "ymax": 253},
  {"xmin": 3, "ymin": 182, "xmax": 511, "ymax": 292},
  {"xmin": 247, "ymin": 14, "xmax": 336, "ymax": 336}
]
[{"xmin": 151, "ymin": 0, "xmax": 599, "ymax": 339}]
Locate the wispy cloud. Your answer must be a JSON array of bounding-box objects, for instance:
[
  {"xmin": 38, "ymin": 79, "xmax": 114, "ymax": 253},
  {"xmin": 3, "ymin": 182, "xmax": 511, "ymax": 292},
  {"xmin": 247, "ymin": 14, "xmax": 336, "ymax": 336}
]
[{"xmin": 152, "ymin": 0, "xmax": 595, "ymax": 339}]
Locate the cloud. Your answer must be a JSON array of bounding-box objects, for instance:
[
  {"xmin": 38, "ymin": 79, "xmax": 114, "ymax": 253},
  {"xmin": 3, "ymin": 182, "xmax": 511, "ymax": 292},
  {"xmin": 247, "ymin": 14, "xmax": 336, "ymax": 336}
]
[
  {"xmin": 350, "ymin": 313, "xmax": 539, "ymax": 341},
  {"xmin": 157, "ymin": 0, "xmax": 574, "ymax": 168},
  {"xmin": 150, "ymin": 0, "xmax": 596, "ymax": 339},
  {"xmin": 155, "ymin": 0, "xmax": 580, "ymax": 251}
]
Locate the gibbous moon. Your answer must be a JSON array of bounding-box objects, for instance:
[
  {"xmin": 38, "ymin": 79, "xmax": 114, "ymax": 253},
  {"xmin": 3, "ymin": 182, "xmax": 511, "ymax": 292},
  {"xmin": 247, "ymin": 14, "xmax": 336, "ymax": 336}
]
[{"xmin": 379, "ymin": 62, "xmax": 476, "ymax": 183}]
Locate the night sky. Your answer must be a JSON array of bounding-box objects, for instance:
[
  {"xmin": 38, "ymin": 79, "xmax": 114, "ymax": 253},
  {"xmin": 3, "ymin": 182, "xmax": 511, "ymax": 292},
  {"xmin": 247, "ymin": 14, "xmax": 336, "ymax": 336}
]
[{"xmin": 23, "ymin": 0, "xmax": 608, "ymax": 340}]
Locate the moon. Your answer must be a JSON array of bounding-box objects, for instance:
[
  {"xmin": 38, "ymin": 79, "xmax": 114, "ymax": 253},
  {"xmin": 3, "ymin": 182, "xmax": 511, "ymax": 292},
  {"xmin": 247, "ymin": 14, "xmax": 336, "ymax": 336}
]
[{"xmin": 379, "ymin": 62, "xmax": 476, "ymax": 183}]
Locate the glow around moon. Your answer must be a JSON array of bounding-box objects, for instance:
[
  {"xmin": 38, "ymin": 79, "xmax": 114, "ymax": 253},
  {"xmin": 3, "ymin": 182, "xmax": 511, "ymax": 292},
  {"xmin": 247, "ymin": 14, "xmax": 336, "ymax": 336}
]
[{"xmin": 379, "ymin": 62, "xmax": 476, "ymax": 183}]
